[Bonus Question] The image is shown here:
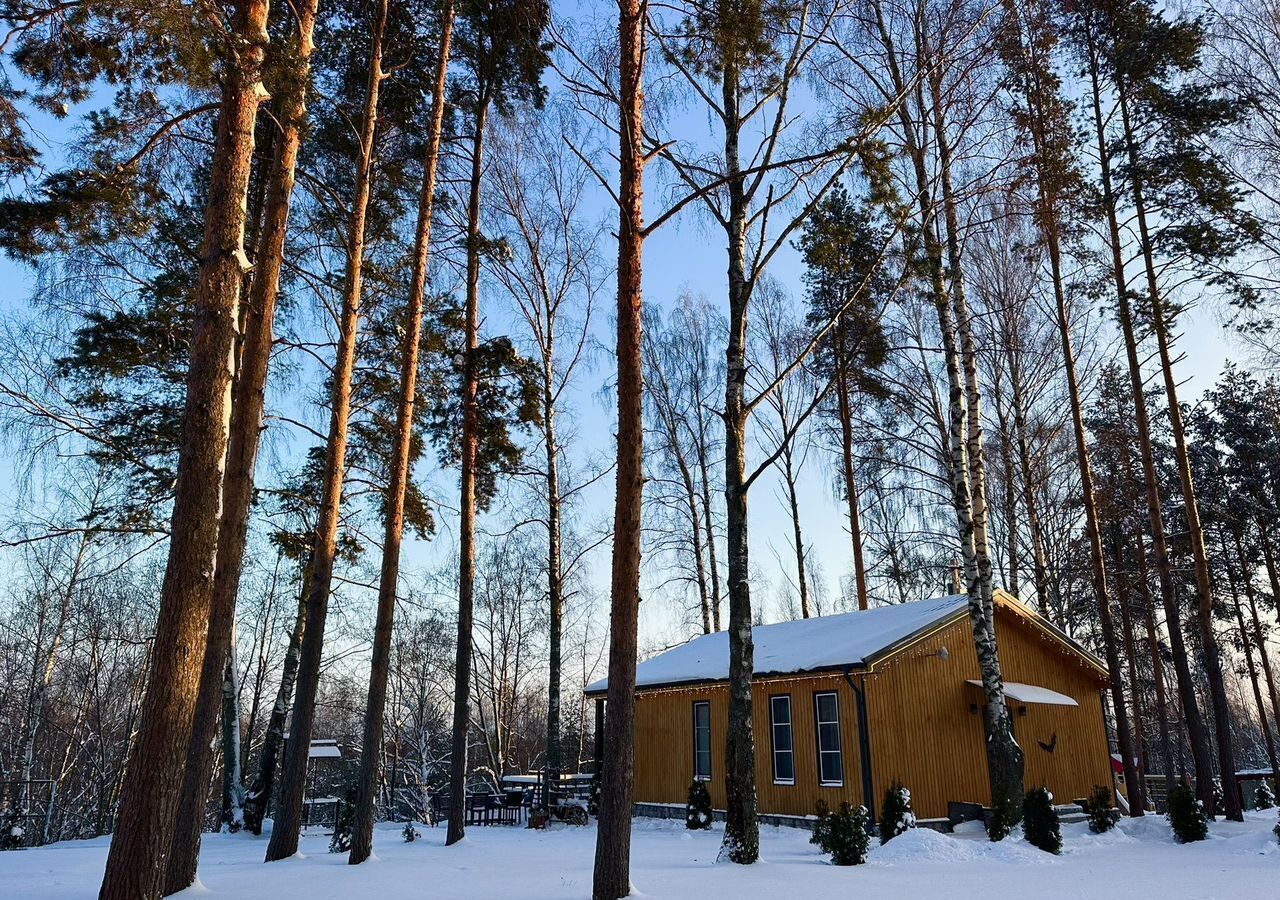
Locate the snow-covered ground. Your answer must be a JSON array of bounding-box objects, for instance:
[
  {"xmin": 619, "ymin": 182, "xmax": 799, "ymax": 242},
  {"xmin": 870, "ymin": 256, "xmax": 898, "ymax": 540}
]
[{"xmin": 3, "ymin": 811, "xmax": 1277, "ymax": 899}]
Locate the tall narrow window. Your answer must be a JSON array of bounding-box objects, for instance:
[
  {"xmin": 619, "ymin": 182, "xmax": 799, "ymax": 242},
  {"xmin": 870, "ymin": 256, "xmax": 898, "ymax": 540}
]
[
  {"xmin": 693, "ymin": 700, "xmax": 712, "ymax": 781},
  {"xmin": 770, "ymin": 695, "xmax": 794, "ymax": 784},
  {"xmin": 814, "ymin": 691, "xmax": 843, "ymax": 786}
]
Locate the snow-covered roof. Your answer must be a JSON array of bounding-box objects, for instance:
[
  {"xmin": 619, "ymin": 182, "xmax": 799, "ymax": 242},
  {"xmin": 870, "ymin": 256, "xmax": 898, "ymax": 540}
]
[
  {"xmin": 586, "ymin": 594, "xmax": 970, "ymax": 694},
  {"xmin": 966, "ymin": 680, "xmax": 1077, "ymax": 706},
  {"xmin": 308, "ymin": 740, "xmax": 342, "ymax": 759}
]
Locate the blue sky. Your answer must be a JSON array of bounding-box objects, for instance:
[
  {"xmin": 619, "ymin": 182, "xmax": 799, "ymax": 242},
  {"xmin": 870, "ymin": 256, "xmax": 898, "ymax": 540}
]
[{"xmin": 0, "ymin": 2, "xmax": 1247, "ymax": 658}]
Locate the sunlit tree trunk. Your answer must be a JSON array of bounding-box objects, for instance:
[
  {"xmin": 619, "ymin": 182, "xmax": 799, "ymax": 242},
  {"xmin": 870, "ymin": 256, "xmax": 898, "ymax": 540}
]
[
  {"xmin": 1116, "ymin": 83, "xmax": 1241, "ymax": 820},
  {"xmin": 98, "ymin": 3, "xmax": 270, "ymax": 896},
  {"xmin": 591, "ymin": 2, "xmax": 645, "ymax": 894},
  {"xmin": 1083, "ymin": 34, "xmax": 1215, "ymax": 809},
  {"xmin": 164, "ymin": 2, "xmax": 318, "ymax": 889},
  {"xmin": 446, "ymin": 48, "xmax": 497, "ymax": 847},
  {"xmin": 266, "ymin": 0, "xmax": 388, "ymax": 859},
  {"xmin": 349, "ymin": 1, "xmax": 453, "ymax": 864}
]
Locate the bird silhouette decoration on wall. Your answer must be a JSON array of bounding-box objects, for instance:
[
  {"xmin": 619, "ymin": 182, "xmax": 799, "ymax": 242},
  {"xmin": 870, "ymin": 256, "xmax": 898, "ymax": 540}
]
[{"xmin": 1038, "ymin": 732, "xmax": 1058, "ymax": 754}]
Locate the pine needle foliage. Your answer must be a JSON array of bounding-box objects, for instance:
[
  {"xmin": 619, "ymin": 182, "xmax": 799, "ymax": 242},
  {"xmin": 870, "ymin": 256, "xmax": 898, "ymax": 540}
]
[
  {"xmin": 987, "ymin": 787, "xmax": 1020, "ymax": 842},
  {"xmin": 879, "ymin": 780, "xmax": 916, "ymax": 844},
  {"xmin": 686, "ymin": 780, "xmax": 713, "ymax": 830},
  {"xmin": 1023, "ymin": 786, "xmax": 1062, "ymax": 854},
  {"xmin": 1084, "ymin": 784, "xmax": 1120, "ymax": 834},
  {"xmin": 811, "ymin": 800, "xmax": 870, "ymax": 866},
  {"xmin": 1255, "ymin": 780, "xmax": 1275, "ymax": 811},
  {"xmin": 1167, "ymin": 781, "xmax": 1209, "ymax": 843}
]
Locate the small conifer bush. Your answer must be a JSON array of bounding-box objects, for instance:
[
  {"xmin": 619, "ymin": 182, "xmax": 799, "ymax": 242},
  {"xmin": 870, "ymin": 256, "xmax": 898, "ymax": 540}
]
[
  {"xmin": 402, "ymin": 821, "xmax": 420, "ymax": 842},
  {"xmin": 0, "ymin": 809, "xmax": 25, "ymax": 851},
  {"xmin": 1210, "ymin": 780, "xmax": 1224, "ymax": 820},
  {"xmin": 329, "ymin": 788, "xmax": 356, "ymax": 854},
  {"xmin": 1273, "ymin": 809, "xmax": 1279, "ymax": 845},
  {"xmin": 1166, "ymin": 781, "xmax": 1208, "ymax": 844},
  {"xmin": 986, "ymin": 786, "xmax": 1020, "ymax": 842},
  {"xmin": 1084, "ymin": 784, "xmax": 1119, "ymax": 834},
  {"xmin": 686, "ymin": 780, "xmax": 713, "ymax": 830},
  {"xmin": 1023, "ymin": 786, "xmax": 1062, "ymax": 854},
  {"xmin": 588, "ymin": 769, "xmax": 601, "ymax": 817},
  {"xmin": 879, "ymin": 780, "xmax": 916, "ymax": 844},
  {"xmin": 811, "ymin": 799, "xmax": 870, "ymax": 866},
  {"xmin": 1254, "ymin": 779, "xmax": 1275, "ymax": 811}
]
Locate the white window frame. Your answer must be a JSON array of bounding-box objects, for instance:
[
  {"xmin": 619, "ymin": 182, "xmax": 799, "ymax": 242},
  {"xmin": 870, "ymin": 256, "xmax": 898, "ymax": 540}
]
[
  {"xmin": 770, "ymin": 694, "xmax": 795, "ymax": 785},
  {"xmin": 692, "ymin": 700, "xmax": 712, "ymax": 782},
  {"xmin": 814, "ymin": 691, "xmax": 844, "ymax": 787}
]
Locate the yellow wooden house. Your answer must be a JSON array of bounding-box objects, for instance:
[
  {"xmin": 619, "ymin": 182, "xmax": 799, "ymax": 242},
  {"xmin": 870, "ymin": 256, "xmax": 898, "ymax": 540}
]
[{"xmin": 587, "ymin": 591, "xmax": 1115, "ymax": 824}]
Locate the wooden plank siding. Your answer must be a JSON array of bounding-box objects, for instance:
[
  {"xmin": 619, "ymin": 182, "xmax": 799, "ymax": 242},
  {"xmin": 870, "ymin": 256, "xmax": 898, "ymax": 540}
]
[{"xmin": 624, "ymin": 600, "xmax": 1113, "ymax": 821}]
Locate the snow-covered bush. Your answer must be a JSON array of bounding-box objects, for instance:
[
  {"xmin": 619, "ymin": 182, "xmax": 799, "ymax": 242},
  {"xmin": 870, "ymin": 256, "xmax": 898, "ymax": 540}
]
[
  {"xmin": 0, "ymin": 811, "xmax": 25, "ymax": 851},
  {"xmin": 588, "ymin": 769, "xmax": 601, "ymax": 817},
  {"xmin": 1210, "ymin": 779, "xmax": 1224, "ymax": 820},
  {"xmin": 878, "ymin": 780, "xmax": 915, "ymax": 844},
  {"xmin": 986, "ymin": 787, "xmax": 1020, "ymax": 842},
  {"xmin": 1023, "ymin": 786, "xmax": 1061, "ymax": 854},
  {"xmin": 686, "ymin": 780, "xmax": 712, "ymax": 830},
  {"xmin": 1254, "ymin": 779, "xmax": 1275, "ymax": 811},
  {"xmin": 1167, "ymin": 781, "xmax": 1208, "ymax": 844},
  {"xmin": 329, "ymin": 788, "xmax": 355, "ymax": 854},
  {"xmin": 402, "ymin": 822, "xmax": 420, "ymax": 842},
  {"xmin": 811, "ymin": 800, "xmax": 870, "ymax": 866},
  {"xmin": 1084, "ymin": 784, "xmax": 1119, "ymax": 834}
]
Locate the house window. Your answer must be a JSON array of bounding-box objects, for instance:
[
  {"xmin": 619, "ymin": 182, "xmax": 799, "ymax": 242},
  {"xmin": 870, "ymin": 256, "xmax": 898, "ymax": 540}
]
[
  {"xmin": 814, "ymin": 691, "xmax": 844, "ymax": 786},
  {"xmin": 770, "ymin": 695, "xmax": 794, "ymax": 784},
  {"xmin": 693, "ymin": 701, "xmax": 712, "ymax": 781}
]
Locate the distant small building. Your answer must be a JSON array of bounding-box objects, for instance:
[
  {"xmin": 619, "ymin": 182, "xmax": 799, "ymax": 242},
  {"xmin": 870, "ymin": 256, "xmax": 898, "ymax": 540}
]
[{"xmin": 587, "ymin": 591, "xmax": 1115, "ymax": 823}]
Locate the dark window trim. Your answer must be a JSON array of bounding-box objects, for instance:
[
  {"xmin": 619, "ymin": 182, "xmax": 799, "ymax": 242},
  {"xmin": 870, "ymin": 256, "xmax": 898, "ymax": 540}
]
[
  {"xmin": 769, "ymin": 693, "xmax": 795, "ymax": 785},
  {"xmin": 814, "ymin": 690, "xmax": 844, "ymax": 787},
  {"xmin": 692, "ymin": 700, "xmax": 712, "ymax": 781}
]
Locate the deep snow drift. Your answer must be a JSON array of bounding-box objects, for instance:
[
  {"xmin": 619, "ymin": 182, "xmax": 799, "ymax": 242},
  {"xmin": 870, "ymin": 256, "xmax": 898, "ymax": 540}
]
[{"xmin": 1, "ymin": 810, "xmax": 1276, "ymax": 899}]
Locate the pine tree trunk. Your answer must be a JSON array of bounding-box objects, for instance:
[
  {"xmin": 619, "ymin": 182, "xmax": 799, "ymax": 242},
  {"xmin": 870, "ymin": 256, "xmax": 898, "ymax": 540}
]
[
  {"xmin": 445, "ymin": 84, "xmax": 490, "ymax": 849},
  {"xmin": 1228, "ymin": 557, "xmax": 1279, "ymax": 778},
  {"xmin": 349, "ymin": 3, "xmax": 452, "ymax": 864},
  {"xmin": 265, "ymin": 2, "xmax": 387, "ymax": 860},
  {"xmin": 1084, "ymin": 39, "xmax": 1215, "ymax": 808},
  {"xmin": 719, "ymin": 59, "xmax": 760, "ymax": 867},
  {"xmin": 591, "ymin": 3, "xmax": 645, "ymax": 894},
  {"xmin": 1034, "ymin": 128, "xmax": 1144, "ymax": 812},
  {"xmin": 98, "ymin": 4, "xmax": 270, "ymax": 897},
  {"xmin": 1116, "ymin": 84, "xmax": 1241, "ymax": 820},
  {"xmin": 242, "ymin": 567, "xmax": 307, "ymax": 835},
  {"xmin": 1133, "ymin": 533, "xmax": 1176, "ymax": 794},
  {"xmin": 835, "ymin": 361, "xmax": 868, "ymax": 610},
  {"xmin": 1117, "ymin": 573, "xmax": 1148, "ymax": 798},
  {"xmin": 1235, "ymin": 529, "xmax": 1280, "ymax": 756},
  {"xmin": 163, "ymin": 2, "xmax": 317, "ymax": 889},
  {"xmin": 1257, "ymin": 524, "xmax": 1280, "ymax": 644}
]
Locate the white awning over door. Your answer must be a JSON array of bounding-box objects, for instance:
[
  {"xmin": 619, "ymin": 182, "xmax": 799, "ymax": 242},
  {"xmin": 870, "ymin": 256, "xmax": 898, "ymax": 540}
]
[{"xmin": 966, "ymin": 680, "xmax": 1078, "ymax": 706}]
